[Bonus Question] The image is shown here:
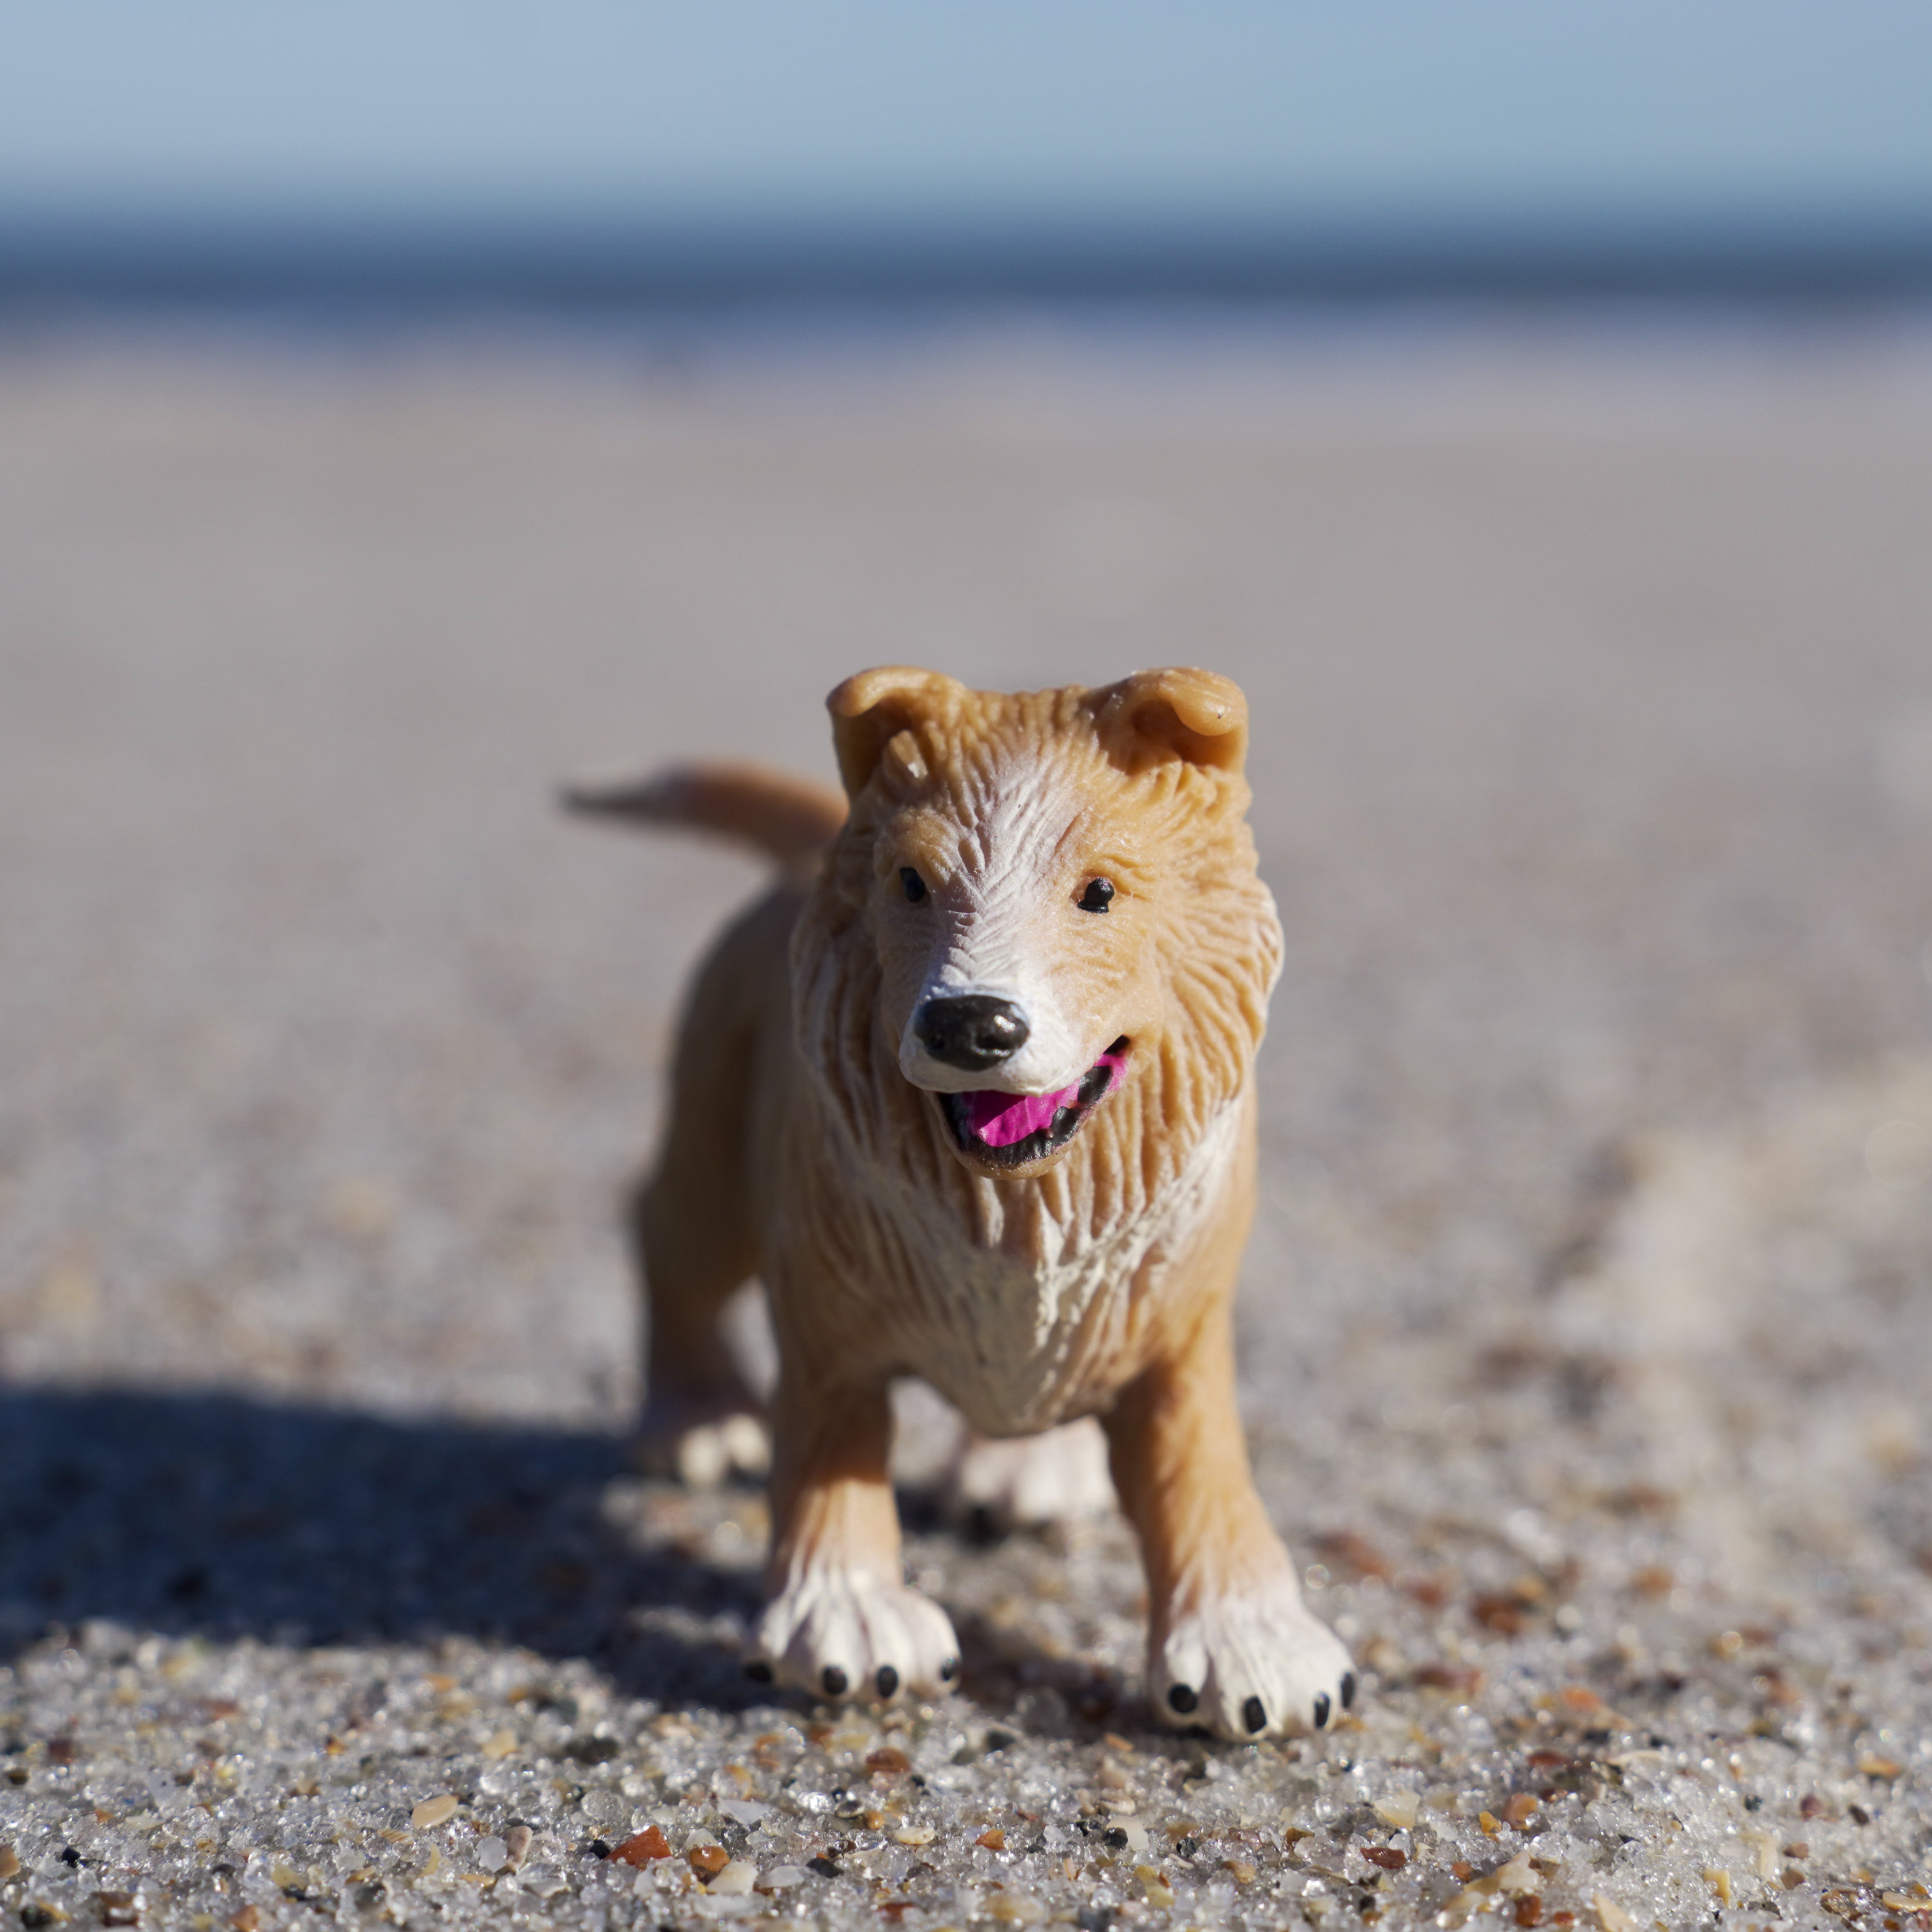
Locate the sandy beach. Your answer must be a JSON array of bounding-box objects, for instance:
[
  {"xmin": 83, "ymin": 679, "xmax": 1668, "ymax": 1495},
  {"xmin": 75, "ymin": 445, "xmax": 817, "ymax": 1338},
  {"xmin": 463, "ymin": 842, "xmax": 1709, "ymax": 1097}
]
[{"xmin": 2, "ymin": 315, "xmax": 1931, "ymax": 1926}]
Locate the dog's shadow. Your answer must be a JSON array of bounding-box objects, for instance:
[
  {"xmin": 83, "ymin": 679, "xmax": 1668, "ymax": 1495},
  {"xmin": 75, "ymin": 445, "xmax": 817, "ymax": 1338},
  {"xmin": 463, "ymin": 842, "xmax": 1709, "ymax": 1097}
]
[
  {"xmin": 0, "ymin": 1385, "xmax": 1143, "ymax": 1739},
  {"xmin": 0, "ymin": 1384, "xmax": 767, "ymax": 1709}
]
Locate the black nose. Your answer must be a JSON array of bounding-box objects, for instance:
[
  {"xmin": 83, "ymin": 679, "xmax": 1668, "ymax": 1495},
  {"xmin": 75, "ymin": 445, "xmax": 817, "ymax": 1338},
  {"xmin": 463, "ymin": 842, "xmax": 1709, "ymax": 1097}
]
[{"xmin": 914, "ymin": 995, "xmax": 1031, "ymax": 1071}]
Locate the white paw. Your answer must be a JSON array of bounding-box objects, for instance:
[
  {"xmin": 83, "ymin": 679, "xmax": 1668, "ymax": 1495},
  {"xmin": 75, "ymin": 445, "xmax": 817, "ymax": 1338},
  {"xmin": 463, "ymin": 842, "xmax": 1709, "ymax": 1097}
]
[
  {"xmin": 1152, "ymin": 1575, "xmax": 1356, "ymax": 1741},
  {"xmin": 953, "ymin": 1418, "xmax": 1116, "ymax": 1530},
  {"xmin": 746, "ymin": 1569, "xmax": 959, "ymax": 1705},
  {"xmin": 634, "ymin": 1402, "xmax": 769, "ymax": 1489}
]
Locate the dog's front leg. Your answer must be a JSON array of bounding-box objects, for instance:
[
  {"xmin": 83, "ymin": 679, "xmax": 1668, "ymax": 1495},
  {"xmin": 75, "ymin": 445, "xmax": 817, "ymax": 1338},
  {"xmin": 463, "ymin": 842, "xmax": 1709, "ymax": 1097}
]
[
  {"xmin": 744, "ymin": 1370, "xmax": 960, "ymax": 1705},
  {"xmin": 1106, "ymin": 1300, "xmax": 1356, "ymax": 1741}
]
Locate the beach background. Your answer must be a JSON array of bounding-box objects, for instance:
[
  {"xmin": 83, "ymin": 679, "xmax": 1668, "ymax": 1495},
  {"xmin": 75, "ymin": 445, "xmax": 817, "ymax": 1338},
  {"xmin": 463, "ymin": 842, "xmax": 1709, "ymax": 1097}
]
[{"xmin": 3, "ymin": 10, "xmax": 1932, "ymax": 1926}]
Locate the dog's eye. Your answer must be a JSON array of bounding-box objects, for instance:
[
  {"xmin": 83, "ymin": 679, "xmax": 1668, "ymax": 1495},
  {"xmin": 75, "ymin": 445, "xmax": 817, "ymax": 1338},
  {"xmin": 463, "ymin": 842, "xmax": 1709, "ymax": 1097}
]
[
  {"xmin": 899, "ymin": 867, "xmax": 928, "ymax": 904},
  {"xmin": 1077, "ymin": 877, "xmax": 1115, "ymax": 914}
]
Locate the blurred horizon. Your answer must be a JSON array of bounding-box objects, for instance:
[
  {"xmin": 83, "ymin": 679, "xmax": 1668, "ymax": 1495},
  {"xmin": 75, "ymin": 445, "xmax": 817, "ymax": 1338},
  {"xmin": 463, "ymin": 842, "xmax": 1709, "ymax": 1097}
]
[{"xmin": 6, "ymin": 3, "xmax": 1932, "ymax": 308}]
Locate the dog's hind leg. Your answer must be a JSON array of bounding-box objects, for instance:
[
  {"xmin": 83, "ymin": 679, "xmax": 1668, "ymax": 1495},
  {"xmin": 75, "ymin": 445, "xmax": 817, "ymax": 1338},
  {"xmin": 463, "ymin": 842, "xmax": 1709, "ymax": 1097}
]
[
  {"xmin": 950, "ymin": 1418, "xmax": 1116, "ymax": 1534},
  {"xmin": 631, "ymin": 891, "xmax": 794, "ymax": 1487},
  {"xmin": 630, "ymin": 1164, "xmax": 767, "ymax": 1487}
]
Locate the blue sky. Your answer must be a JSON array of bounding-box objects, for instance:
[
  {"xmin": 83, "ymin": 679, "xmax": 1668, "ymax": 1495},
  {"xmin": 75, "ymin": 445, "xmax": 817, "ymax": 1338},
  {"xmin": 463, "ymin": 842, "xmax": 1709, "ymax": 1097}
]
[{"xmin": 3, "ymin": 2, "xmax": 1930, "ymax": 235}]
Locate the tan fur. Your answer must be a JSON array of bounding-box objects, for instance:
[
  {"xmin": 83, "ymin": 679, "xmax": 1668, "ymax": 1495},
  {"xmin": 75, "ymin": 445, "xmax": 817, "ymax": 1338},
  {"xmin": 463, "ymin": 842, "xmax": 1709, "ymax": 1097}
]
[
  {"xmin": 602, "ymin": 668, "xmax": 1354, "ymax": 1737},
  {"xmin": 565, "ymin": 762, "xmax": 847, "ymax": 873}
]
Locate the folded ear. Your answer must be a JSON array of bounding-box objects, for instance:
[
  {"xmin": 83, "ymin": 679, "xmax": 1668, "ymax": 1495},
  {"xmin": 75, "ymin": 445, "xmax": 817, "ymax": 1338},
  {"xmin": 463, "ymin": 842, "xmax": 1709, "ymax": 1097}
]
[
  {"xmin": 1091, "ymin": 667, "xmax": 1249, "ymax": 774},
  {"xmin": 826, "ymin": 666, "xmax": 962, "ymax": 797}
]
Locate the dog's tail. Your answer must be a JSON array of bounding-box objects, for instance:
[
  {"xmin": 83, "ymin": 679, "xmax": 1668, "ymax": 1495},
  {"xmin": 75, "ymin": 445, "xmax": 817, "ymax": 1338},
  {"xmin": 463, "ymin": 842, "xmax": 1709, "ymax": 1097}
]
[{"xmin": 562, "ymin": 763, "xmax": 847, "ymax": 870}]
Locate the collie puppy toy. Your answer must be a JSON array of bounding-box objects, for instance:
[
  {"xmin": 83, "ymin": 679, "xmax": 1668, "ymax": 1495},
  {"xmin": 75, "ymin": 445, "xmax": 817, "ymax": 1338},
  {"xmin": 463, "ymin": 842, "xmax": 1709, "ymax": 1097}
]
[{"xmin": 571, "ymin": 667, "xmax": 1355, "ymax": 1740}]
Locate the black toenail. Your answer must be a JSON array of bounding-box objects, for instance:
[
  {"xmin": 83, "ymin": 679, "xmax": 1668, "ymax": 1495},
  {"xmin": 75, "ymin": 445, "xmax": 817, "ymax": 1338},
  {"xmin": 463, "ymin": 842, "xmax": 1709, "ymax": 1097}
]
[
  {"xmin": 875, "ymin": 1665, "xmax": 899, "ymax": 1697},
  {"xmin": 939, "ymin": 1656, "xmax": 959, "ymax": 1682},
  {"xmin": 1340, "ymin": 1671, "xmax": 1357, "ymax": 1710},
  {"xmin": 1313, "ymin": 1691, "xmax": 1331, "ymax": 1729},
  {"xmin": 744, "ymin": 1660, "xmax": 773, "ymax": 1683},
  {"xmin": 1242, "ymin": 1695, "xmax": 1266, "ymax": 1734},
  {"xmin": 822, "ymin": 1666, "xmax": 849, "ymax": 1696},
  {"xmin": 1167, "ymin": 1684, "xmax": 1198, "ymax": 1714}
]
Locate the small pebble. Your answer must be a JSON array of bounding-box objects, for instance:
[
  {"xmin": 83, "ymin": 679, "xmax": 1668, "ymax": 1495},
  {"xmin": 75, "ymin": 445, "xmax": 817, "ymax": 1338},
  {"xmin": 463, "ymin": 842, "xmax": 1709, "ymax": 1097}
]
[
  {"xmin": 502, "ymin": 1824, "xmax": 533, "ymax": 1870},
  {"xmin": 707, "ymin": 1861, "xmax": 757, "ymax": 1895},
  {"xmin": 519, "ymin": 1865, "xmax": 566, "ymax": 1898},
  {"xmin": 988, "ymin": 1892, "xmax": 1047, "ymax": 1923},
  {"xmin": 0, "ymin": 1846, "xmax": 19, "ymax": 1881},
  {"xmin": 479, "ymin": 1730, "xmax": 516, "ymax": 1760},
  {"xmin": 410, "ymin": 1794, "xmax": 459, "ymax": 1830},
  {"xmin": 611, "ymin": 1827, "xmax": 671, "ymax": 1866},
  {"xmin": 473, "ymin": 1837, "xmax": 507, "ymax": 1872},
  {"xmin": 1495, "ymin": 1853, "xmax": 1537, "ymax": 1895},
  {"xmin": 1135, "ymin": 1865, "xmax": 1174, "ymax": 1907},
  {"xmin": 757, "ymin": 1865, "xmax": 807, "ymax": 1891},
  {"xmin": 1374, "ymin": 1790, "xmax": 1422, "ymax": 1830},
  {"xmin": 894, "ymin": 1825, "xmax": 936, "ymax": 1845}
]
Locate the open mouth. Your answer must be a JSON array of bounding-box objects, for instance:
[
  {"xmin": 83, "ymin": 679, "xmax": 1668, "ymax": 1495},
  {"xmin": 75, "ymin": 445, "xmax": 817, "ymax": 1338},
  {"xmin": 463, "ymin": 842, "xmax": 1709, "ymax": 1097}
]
[{"xmin": 940, "ymin": 1038, "xmax": 1130, "ymax": 1170}]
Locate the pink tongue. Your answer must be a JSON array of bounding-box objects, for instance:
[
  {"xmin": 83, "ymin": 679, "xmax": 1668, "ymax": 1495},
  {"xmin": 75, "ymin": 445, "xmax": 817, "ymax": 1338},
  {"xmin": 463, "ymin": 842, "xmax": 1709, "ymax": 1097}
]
[{"xmin": 959, "ymin": 1050, "xmax": 1126, "ymax": 1149}]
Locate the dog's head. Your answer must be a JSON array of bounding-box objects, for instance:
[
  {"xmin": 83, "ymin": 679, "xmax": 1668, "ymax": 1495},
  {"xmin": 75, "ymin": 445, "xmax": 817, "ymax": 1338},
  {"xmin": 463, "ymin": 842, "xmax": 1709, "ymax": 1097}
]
[{"xmin": 810, "ymin": 667, "xmax": 1281, "ymax": 1178}]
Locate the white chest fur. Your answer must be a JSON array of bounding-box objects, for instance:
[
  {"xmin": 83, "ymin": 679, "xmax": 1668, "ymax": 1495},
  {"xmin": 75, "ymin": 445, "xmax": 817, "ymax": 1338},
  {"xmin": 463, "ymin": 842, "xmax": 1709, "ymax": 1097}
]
[{"xmin": 883, "ymin": 1097, "xmax": 1245, "ymax": 1435}]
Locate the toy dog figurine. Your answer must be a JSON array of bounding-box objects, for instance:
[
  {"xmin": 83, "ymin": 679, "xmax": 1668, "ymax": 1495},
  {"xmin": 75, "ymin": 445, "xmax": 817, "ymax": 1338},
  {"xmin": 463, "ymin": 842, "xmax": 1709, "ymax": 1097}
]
[{"xmin": 571, "ymin": 668, "xmax": 1355, "ymax": 1739}]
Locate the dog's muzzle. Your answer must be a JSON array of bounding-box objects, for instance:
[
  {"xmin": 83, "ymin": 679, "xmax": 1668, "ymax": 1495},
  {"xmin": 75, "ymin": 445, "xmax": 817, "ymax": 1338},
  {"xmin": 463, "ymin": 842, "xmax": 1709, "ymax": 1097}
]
[{"xmin": 913, "ymin": 995, "xmax": 1030, "ymax": 1072}]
